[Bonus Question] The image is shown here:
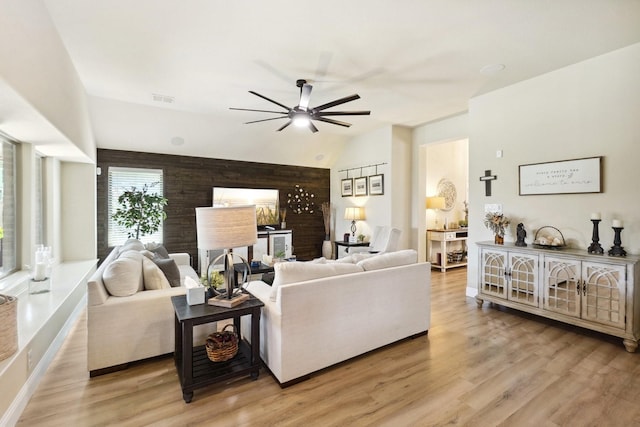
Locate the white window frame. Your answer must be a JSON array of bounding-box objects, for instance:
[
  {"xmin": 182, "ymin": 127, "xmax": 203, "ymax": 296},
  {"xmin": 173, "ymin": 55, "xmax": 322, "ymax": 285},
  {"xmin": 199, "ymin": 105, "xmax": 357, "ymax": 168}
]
[{"xmin": 107, "ymin": 167, "xmax": 164, "ymax": 247}]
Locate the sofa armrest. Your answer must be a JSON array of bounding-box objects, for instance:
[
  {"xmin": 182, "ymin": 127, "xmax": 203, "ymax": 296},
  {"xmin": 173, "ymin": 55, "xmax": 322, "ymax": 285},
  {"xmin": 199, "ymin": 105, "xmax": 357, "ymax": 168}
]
[{"xmin": 169, "ymin": 253, "xmax": 191, "ymax": 266}]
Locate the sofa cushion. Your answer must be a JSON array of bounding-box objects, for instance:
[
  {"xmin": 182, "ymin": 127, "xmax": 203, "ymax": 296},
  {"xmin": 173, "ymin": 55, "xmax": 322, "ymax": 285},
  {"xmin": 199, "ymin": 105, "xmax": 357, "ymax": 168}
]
[
  {"xmin": 117, "ymin": 250, "xmax": 145, "ymax": 292},
  {"xmin": 356, "ymin": 249, "xmax": 418, "ymax": 271},
  {"xmin": 142, "ymin": 257, "xmax": 171, "ymax": 290},
  {"xmin": 103, "ymin": 256, "xmax": 143, "ymax": 297},
  {"xmin": 270, "ymin": 262, "xmax": 364, "ymax": 301}
]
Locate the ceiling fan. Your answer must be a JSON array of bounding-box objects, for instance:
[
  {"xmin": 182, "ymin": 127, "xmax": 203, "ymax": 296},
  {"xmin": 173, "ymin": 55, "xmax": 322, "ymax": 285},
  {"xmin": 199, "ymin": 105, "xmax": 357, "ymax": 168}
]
[{"xmin": 230, "ymin": 79, "xmax": 370, "ymax": 133}]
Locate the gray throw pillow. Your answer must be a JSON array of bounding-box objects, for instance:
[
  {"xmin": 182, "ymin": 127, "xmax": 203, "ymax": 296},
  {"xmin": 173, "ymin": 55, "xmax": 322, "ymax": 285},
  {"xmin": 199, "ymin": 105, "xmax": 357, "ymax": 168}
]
[
  {"xmin": 148, "ymin": 245, "xmax": 170, "ymax": 259},
  {"xmin": 152, "ymin": 256, "xmax": 181, "ymax": 287}
]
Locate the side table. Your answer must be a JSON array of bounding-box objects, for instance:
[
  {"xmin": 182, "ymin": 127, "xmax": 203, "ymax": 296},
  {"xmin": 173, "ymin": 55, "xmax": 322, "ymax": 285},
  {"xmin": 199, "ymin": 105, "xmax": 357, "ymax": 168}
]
[
  {"xmin": 334, "ymin": 241, "xmax": 370, "ymax": 259},
  {"xmin": 171, "ymin": 293, "xmax": 264, "ymax": 403}
]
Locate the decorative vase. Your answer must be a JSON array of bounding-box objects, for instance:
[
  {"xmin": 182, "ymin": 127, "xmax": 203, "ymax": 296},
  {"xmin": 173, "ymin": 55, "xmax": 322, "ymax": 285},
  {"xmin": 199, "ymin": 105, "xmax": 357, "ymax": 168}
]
[
  {"xmin": 322, "ymin": 238, "xmax": 332, "ymax": 259},
  {"xmin": 494, "ymin": 234, "xmax": 504, "ymax": 245}
]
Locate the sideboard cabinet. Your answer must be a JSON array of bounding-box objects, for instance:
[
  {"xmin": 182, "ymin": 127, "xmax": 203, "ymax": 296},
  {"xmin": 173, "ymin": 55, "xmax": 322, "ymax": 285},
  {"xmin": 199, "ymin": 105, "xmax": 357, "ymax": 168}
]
[{"xmin": 476, "ymin": 242, "xmax": 640, "ymax": 352}]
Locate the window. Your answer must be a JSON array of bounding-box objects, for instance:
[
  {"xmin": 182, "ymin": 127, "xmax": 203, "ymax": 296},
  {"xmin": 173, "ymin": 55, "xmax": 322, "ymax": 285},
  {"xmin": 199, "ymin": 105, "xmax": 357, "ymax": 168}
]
[
  {"xmin": 35, "ymin": 154, "xmax": 45, "ymax": 246},
  {"xmin": 107, "ymin": 167, "xmax": 164, "ymax": 246},
  {"xmin": 0, "ymin": 135, "xmax": 17, "ymax": 278}
]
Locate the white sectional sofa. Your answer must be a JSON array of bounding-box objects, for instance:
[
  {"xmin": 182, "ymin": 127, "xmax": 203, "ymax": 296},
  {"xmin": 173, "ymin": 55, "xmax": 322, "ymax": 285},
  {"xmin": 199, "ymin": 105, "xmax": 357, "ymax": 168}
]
[
  {"xmin": 243, "ymin": 250, "xmax": 431, "ymax": 386},
  {"xmin": 87, "ymin": 239, "xmax": 209, "ymax": 376}
]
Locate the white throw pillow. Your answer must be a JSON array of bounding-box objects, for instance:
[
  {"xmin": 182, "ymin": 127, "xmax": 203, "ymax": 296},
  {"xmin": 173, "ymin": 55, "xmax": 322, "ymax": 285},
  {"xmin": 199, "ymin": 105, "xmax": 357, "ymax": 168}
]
[
  {"xmin": 103, "ymin": 256, "xmax": 143, "ymax": 297},
  {"xmin": 269, "ymin": 262, "xmax": 363, "ymax": 301},
  {"xmin": 120, "ymin": 238, "xmax": 145, "ymax": 253},
  {"xmin": 356, "ymin": 249, "xmax": 418, "ymax": 271},
  {"xmin": 118, "ymin": 250, "xmax": 145, "ymax": 291},
  {"xmin": 142, "ymin": 257, "xmax": 171, "ymax": 290}
]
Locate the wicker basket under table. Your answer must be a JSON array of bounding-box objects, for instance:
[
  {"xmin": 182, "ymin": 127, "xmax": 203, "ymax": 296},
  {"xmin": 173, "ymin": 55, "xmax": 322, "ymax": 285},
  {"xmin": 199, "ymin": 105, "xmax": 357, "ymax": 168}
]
[{"xmin": 205, "ymin": 324, "xmax": 239, "ymax": 362}]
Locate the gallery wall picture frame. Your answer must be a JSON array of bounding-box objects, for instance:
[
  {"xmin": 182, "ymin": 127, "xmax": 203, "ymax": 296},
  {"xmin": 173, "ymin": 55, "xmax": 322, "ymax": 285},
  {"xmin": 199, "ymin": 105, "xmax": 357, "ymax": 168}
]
[
  {"xmin": 519, "ymin": 156, "xmax": 602, "ymax": 195},
  {"xmin": 341, "ymin": 178, "xmax": 353, "ymax": 197},
  {"xmin": 368, "ymin": 174, "xmax": 384, "ymax": 195},
  {"xmin": 354, "ymin": 177, "xmax": 368, "ymax": 196}
]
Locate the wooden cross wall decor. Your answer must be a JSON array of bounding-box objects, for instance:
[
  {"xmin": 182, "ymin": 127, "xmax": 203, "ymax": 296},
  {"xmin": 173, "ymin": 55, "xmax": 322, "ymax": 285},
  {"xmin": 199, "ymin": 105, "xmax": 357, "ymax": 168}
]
[{"xmin": 479, "ymin": 170, "xmax": 497, "ymax": 196}]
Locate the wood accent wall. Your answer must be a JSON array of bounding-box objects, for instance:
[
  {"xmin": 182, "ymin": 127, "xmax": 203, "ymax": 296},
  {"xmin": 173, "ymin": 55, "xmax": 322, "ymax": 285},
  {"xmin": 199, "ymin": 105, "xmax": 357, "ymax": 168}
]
[{"xmin": 96, "ymin": 149, "xmax": 330, "ymax": 269}]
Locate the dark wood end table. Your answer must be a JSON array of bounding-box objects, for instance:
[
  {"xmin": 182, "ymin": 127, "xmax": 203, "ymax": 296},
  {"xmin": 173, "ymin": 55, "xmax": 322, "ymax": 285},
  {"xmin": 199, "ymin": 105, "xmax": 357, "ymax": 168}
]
[
  {"xmin": 334, "ymin": 241, "xmax": 370, "ymax": 259},
  {"xmin": 171, "ymin": 293, "xmax": 264, "ymax": 403}
]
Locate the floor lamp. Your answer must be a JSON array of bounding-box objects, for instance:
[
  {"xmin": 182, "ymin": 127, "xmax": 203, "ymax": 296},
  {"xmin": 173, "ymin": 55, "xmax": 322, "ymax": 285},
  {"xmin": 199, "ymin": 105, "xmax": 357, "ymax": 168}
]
[
  {"xmin": 426, "ymin": 196, "xmax": 446, "ymax": 229},
  {"xmin": 196, "ymin": 205, "xmax": 257, "ymax": 306}
]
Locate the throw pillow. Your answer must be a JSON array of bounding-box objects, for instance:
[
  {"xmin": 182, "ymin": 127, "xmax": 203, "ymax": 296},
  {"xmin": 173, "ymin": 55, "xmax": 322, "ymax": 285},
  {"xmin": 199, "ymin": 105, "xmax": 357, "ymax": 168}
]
[
  {"xmin": 145, "ymin": 242, "xmax": 170, "ymax": 259},
  {"xmin": 269, "ymin": 262, "xmax": 363, "ymax": 301},
  {"xmin": 142, "ymin": 257, "xmax": 171, "ymax": 290},
  {"xmin": 103, "ymin": 256, "xmax": 143, "ymax": 297},
  {"xmin": 120, "ymin": 238, "xmax": 145, "ymax": 253},
  {"xmin": 152, "ymin": 257, "xmax": 181, "ymax": 287},
  {"xmin": 356, "ymin": 249, "xmax": 418, "ymax": 271},
  {"xmin": 117, "ymin": 250, "xmax": 145, "ymax": 292}
]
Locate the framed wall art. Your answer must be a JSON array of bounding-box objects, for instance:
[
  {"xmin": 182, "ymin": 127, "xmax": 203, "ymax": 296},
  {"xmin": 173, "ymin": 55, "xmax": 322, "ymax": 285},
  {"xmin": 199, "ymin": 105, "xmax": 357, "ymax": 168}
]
[
  {"xmin": 341, "ymin": 178, "xmax": 353, "ymax": 197},
  {"xmin": 354, "ymin": 177, "xmax": 368, "ymax": 196},
  {"xmin": 519, "ymin": 156, "xmax": 602, "ymax": 195},
  {"xmin": 368, "ymin": 174, "xmax": 384, "ymax": 195}
]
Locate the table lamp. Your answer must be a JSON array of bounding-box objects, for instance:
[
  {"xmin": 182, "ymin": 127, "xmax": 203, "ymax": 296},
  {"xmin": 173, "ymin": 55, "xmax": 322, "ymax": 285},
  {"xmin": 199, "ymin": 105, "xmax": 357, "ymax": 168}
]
[
  {"xmin": 344, "ymin": 206, "xmax": 365, "ymax": 242},
  {"xmin": 426, "ymin": 196, "xmax": 446, "ymax": 229},
  {"xmin": 196, "ymin": 205, "xmax": 257, "ymax": 300}
]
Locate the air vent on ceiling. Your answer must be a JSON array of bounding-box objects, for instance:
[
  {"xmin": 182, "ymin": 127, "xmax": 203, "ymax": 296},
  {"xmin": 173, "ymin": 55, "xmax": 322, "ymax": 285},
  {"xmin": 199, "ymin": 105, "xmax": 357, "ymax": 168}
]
[{"xmin": 152, "ymin": 93, "xmax": 175, "ymax": 104}]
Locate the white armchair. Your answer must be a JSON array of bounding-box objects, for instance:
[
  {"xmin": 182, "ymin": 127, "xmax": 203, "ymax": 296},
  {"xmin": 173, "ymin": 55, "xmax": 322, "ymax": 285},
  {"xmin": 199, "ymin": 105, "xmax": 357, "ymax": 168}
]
[{"xmin": 349, "ymin": 226, "xmax": 401, "ymax": 255}]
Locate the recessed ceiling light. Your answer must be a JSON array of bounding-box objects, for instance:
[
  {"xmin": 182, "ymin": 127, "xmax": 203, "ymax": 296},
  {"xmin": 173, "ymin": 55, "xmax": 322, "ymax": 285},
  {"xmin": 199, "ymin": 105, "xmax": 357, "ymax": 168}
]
[
  {"xmin": 315, "ymin": 154, "xmax": 325, "ymax": 161},
  {"xmin": 480, "ymin": 64, "xmax": 506, "ymax": 75},
  {"xmin": 171, "ymin": 137, "xmax": 185, "ymax": 146}
]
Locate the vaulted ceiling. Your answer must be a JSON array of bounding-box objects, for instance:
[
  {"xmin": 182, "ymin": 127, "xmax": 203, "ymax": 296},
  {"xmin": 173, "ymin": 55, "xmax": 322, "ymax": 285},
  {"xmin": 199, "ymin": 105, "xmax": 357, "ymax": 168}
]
[{"xmin": 38, "ymin": 0, "xmax": 640, "ymax": 167}]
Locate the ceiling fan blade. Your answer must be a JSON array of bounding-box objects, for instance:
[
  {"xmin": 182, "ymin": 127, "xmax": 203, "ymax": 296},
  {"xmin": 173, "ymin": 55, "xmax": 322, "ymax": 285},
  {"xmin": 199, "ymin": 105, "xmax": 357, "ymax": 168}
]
[
  {"xmin": 230, "ymin": 107, "xmax": 288, "ymax": 114},
  {"xmin": 277, "ymin": 120, "xmax": 292, "ymax": 131},
  {"xmin": 308, "ymin": 121, "xmax": 319, "ymax": 133},
  {"xmin": 313, "ymin": 117, "xmax": 352, "ymax": 128},
  {"xmin": 245, "ymin": 116, "xmax": 288, "ymax": 124},
  {"xmin": 312, "ymin": 94, "xmax": 361, "ymax": 112},
  {"xmin": 248, "ymin": 90, "xmax": 291, "ymax": 111},
  {"xmin": 299, "ymin": 84, "xmax": 312, "ymax": 110},
  {"xmin": 316, "ymin": 110, "xmax": 371, "ymax": 116}
]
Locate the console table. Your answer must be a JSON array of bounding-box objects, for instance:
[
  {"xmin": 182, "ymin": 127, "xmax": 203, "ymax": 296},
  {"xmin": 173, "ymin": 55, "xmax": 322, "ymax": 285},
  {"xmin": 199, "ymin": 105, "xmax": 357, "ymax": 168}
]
[
  {"xmin": 427, "ymin": 228, "xmax": 468, "ymax": 271},
  {"xmin": 171, "ymin": 294, "xmax": 264, "ymax": 403},
  {"xmin": 476, "ymin": 241, "xmax": 640, "ymax": 352}
]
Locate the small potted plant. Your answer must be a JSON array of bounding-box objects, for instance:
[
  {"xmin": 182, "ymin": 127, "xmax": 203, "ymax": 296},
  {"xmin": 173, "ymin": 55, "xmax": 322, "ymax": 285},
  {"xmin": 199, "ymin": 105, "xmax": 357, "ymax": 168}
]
[{"xmin": 484, "ymin": 212, "xmax": 510, "ymax": 244}]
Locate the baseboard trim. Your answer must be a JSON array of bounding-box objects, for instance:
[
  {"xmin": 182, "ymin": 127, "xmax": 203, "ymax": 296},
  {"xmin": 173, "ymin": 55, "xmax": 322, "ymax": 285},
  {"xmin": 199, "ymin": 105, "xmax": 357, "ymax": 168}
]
[{"xmin": 1, "ymin": 295, "xmax": 86, "ymax": 427}]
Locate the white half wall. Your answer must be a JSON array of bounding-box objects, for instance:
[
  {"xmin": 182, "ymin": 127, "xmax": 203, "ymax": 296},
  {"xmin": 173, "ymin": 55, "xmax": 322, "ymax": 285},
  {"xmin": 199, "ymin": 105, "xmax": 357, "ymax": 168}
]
[{"xmin": 60, "ymin": 162, "xmax": 97, "ymax": 261}]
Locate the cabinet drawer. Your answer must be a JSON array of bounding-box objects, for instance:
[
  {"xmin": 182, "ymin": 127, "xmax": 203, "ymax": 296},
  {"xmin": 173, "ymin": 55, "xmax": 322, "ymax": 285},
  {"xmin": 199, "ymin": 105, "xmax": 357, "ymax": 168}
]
[{"xmin": 445, "ymin": 232, "xmax": 457, "ymax": 240}]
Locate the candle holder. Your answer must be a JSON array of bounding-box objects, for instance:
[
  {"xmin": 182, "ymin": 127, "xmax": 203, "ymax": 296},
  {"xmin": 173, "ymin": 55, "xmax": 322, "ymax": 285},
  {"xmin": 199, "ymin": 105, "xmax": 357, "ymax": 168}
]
[
  {"xmin": 587, "ymin": 219, "xmax": 604, "ymax": 254},
  {"xmin": 608, "ymin": 227, "xmax": 627, "ymax": 257}
]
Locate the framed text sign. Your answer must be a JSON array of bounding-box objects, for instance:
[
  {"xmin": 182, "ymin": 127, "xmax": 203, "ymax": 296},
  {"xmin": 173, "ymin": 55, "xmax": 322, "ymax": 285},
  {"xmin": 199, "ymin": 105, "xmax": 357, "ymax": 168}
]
[{"xmin": 519, "ymin": 156, "xmax": 602, "ymax": 195}]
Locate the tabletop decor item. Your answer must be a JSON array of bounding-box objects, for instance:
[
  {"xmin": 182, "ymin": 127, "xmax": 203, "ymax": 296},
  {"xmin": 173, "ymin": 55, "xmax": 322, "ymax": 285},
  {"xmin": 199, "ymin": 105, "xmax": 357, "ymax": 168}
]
[
  {"xmin": 609, "ymin": 220, "xmax": 626, "ymax": 257},
  {"xmin": 205, "ymin": 324, "xmax": 239, "ymax": 362},
  {"xmin": 515, "ymin": 223, "xmax": 527, "ymax": 247},
  {"xmin": 533, "ymin": 226, "xmax": 565, "ymax": 249},
  {"xmin": 588, "ymin": 213, "xmax": 604, "ymax": 254},
  {"xmin": 484, "ymin": 212, "xmax": 510, "ymax": 244},
  {"xmin": 321, "ymin": 202, "xmax": 332, "ymax": 259},
  {"xmin": 0, "ymin": 294, "xmax": 17, "ymax": 362}
]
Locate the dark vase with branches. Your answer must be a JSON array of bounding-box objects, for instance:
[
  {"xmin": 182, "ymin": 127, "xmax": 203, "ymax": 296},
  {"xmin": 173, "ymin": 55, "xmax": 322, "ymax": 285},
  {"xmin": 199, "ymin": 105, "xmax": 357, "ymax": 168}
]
[{"xmin": 112, "ymin": 183, "xmax": 168, "ymax": 240}]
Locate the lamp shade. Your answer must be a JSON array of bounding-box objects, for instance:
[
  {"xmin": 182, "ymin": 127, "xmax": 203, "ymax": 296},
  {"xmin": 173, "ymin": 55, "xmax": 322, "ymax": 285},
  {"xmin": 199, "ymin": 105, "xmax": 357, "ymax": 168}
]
[
  {"xmin": 195, "ymin": 206, "xmax": 257, "ymax": 250},
  {"xmin": 426, "ymin": 196, "xmax": 445, "ymax": 210},
  {"xmin": 344, "ymin": 206, "xmax": 365, "ymax": 221}
]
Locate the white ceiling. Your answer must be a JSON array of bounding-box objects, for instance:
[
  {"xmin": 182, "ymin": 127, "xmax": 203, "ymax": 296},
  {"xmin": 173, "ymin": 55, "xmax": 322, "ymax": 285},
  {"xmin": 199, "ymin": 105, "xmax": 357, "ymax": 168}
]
[{"xmin": 40, "ymin": 0, "xmax": 640, "ymax": 167}]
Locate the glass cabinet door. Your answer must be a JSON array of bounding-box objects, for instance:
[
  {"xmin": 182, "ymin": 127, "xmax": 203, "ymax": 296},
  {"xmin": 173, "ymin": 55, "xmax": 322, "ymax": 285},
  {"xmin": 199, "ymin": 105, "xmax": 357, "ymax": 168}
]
[
  {"xmin": 507, "ymin": 253, "xmax": 539, "ymax": 307},
  {"xmin": 582, "ymin": 262, "xmax": 626, "ymax": 329},
  {"xmin": 544, "ymin": 257, "xmax": 581, "ymax": 317},
  {"xmin": 480, "ymin": 250, "xmax": 508, "ymax": 299}
]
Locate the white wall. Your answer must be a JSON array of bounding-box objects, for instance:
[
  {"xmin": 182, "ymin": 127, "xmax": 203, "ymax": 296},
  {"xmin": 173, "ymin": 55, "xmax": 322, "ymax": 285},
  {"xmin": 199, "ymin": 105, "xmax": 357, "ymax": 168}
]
[
  {"xmin": 467, "ymin": 42, "xmax": 640, "ymax": 292},
  {"xmin": 391, "ymin": 126, "xmax": 413, "ymax": 249},
  {"xmin": 331, "ymin": 127, "xmax": 392, "ymax": 244},
  {"xmin": 60, "ymin": 162, "xmax": 97, "ymax": 261}
]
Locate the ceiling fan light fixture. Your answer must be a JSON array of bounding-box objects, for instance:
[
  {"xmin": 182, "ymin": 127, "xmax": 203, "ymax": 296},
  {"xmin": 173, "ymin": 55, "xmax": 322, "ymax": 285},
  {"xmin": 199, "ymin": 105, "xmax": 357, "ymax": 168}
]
[{"xmin": 292, "ymin": 112, "xmax": 310, "ymax": 127}]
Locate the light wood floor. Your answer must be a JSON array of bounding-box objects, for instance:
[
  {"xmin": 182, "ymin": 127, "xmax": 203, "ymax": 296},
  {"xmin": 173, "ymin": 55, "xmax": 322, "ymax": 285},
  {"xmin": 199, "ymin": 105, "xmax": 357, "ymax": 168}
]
[{"xmin": 17, "ymin": 269, "xmax": 640, "ymax": 426}]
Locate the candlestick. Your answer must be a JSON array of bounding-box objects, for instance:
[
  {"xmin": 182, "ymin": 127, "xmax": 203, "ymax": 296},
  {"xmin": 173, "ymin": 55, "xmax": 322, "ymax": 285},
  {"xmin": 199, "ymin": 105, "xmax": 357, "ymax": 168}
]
[
  {"xmin": 587, "ymin": 219, "xmax": 604, "ymax": 254},
  {"xmin": 608, "ymin": 227, "xmax": 627, "ymax": 257}
]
